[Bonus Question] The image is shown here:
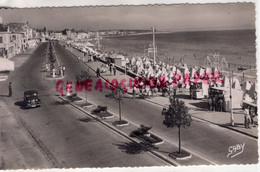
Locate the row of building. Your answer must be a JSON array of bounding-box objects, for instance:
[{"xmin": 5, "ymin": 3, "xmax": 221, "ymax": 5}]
[{"xmin": 0, "ymin": 22, "xmax": 38, "ymax": 59}]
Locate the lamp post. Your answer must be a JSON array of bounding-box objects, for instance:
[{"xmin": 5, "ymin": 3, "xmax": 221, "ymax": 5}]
[
  {"xmin": 229, "ymin": 70, "xmax": 234, "ymax": 126},
  {"xmin": 152, "ymin": 26, "xmax": 156, "ymax": 68}
]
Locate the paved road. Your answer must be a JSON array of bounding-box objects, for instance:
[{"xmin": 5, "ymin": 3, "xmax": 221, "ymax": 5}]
[
  {"xmin": 0, "ymin": 43, "xmax": 169, "ymax": 168},
  {"xmin": 53, "ymin": 43, "xmax": 258, "ymax": 165}
]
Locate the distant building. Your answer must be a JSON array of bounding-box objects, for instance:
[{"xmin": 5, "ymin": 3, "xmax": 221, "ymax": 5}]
[
  {"xmin": 0, "ymin": 24, "xmax": 16, "ymax": 58},
  {"xmin": 0, "ymin": 22, "xmax": 37, "ymax": 59}
]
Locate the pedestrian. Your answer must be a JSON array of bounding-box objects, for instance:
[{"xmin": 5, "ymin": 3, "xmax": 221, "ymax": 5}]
[
  {"xmin": 218, "ymin": 97, "xmax": 224, "ymax": 112},
  {"xmin": 249, "ymin": 106, "xmax": 255, "ymax": 126},
  {"xmin": 212, "ymin": 96, "xmax": 217, "ymax": 112},
  {"xmin": 208, "ymin": 97, "xmax": 212, "ymax": 112},
  {"xmin": 133, "ymin": 86, "xmax": 136, "ymax": 99},
  {"xmin": 8, "ymin": 82, "xmax": 12, "ymax": 97},
  {"xmin": 96, "ymin": 67, "xmax": 101, "ymax": 77},
  {"xmin": 63, "ymin": 65, "xmax": 66, "ymax": 75},
  {"xmin": 77, "ymin": 56, "xmax": 80, "ymax": 62},
  {"xmin": 189, "ymin": 85, "xmax": 193, "ymax": 99},
  {"xmin": 113, "ymin": 66, "xmax": 116, "ymax": 75},
  {"xmin": 244, "ymin": 107, "xmax": 251, "ymax": 129},
  {"xmin": 109, "ymin": 64, "xmax": 112, "ymax": 75}
]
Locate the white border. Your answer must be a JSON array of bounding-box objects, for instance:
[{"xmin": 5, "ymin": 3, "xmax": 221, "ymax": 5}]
[{"xmin": 0, "ymin": 0, "xmax": 259, "ymax": 172}]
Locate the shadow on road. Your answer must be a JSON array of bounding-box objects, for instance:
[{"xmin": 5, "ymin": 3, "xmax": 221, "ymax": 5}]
[
  {"xmin": 189, "ymin": 101, "xmax": 208, "ymax": 111},
  {"xmin": 174, "ymin": 94, "xmax": 191, "ymax": 99},
  {"xmin": 14, "ymin": 101, "xmax": 26, "ymax": 110},
  {"xmin": 0, "ymin": 95, "xmax": 9, "ymax": 97},
  {"xmin": 221, "ymin": 123, "xmax": 245, "ymax": 128},
  {"xmin": 113, "ymin": 141, "xmax": 158, "ymax": 154},
  {"xmin": 51, "ymin": 100, "xmax": 69, "ymax": 106},
  {"xmin": 78, "ymin": 117, "xmax": 96, "ymax": 123}
]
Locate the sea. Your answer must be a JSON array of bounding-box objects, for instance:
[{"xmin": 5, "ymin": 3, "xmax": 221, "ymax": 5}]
[{"xmin": 101, "ymin": 29, "xmax": 256, "ymax": 72}]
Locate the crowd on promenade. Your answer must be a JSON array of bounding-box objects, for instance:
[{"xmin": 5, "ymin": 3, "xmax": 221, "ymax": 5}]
[{"xmin": 60, "ymin": 41, "xmax": 258, "ymax": 129}]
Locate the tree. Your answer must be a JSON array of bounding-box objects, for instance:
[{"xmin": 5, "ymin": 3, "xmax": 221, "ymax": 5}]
[
  {"xmin": 161, "ymin": 96, "xmax": 192, "ymax": 154},
  {"xmin": 112, "ymin": 85, "xmax": 125, "ymax": 123}
]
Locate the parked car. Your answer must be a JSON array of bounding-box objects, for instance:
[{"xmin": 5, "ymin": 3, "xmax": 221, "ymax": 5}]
[{"xmin": 24, "ymin": 90, "xmax": 41, "ymax": 108}]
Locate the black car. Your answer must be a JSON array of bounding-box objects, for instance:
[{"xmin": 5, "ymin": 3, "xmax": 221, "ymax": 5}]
[{"xmin": 24, "ymin": 90, "xmax": 41, "ymax": 108}]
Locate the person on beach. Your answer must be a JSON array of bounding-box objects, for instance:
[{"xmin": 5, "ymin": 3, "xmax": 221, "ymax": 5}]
[{"xmin": 8, "ymin": 82, "xmax": 12, "ymax": 97}]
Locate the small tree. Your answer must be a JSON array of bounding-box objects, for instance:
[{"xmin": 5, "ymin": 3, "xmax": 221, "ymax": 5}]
[{"xmin": 161, "ymin": 96, "xmax": 192, "ymax": 154}]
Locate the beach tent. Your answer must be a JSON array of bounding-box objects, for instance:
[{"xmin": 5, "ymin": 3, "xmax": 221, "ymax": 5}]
[
  {"xmin": 184, "ymin": 67, "xmax": 190, "ymax": 76},
  {"xmin": 198, "ymin": 67, "xmax": 205, "ymax": 76},
  {"xmin": 223, "ymin": 76, "xmax": 230, "ymax": 88},
  {"xmin": 232, "ymin": 77, "xmax": 242, "ymax": 90},
  {"xmin": 161, "ymin": 67, "xmax": 167, "ymax": 75},
  {"xmin": 205, "ymin": 67, "xmax": 212, "ymax": 74},
  {"xmin": 171, "ymin": 66, "xmax": 177, "ymax": 73},
  {"xmin": 190, "ymin": 68, "xmax": 197, "ymax": 78},
  {"xmin": 83, "ymin": 42, "xmax": 95, "ymax": 47},
  {"xmin": 244, "ymin": 94, "xmax": 254, "ymax": 103},
  {"xmin": 248, "ymin": 82, "xmax": 257, "ymax": 100},
  {"xmin": 242, "ymin": 81, "xmax": 252, "ymax": 92},
  {"xmin": 155, "ymin": 69, "xmax": 162, "ymax": 78},
  {"xmin": 176, "ymin": 68, "xmax": 182, "ymax": 75}
]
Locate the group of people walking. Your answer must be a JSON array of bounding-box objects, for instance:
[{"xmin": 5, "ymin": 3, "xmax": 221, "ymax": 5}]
[
  {"xmin": 96, "ymin": 62, "xmax": 117, "ymax": 78},
  {"xmin": 244, "ymin": 106, "xmax": 257, "ymax": 129},
  {"xmin": 208, "ymin": 94, "xmax": 224, "ymax": 112}
]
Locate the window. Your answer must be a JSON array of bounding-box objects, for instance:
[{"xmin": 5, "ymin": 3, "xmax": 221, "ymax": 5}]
[
  {"xmin": 0, "ymin": 48, "xmax": 4, "ymax": 56},
  {"xmin": 0, "ymin": 36, "xmax": 2, "ymax": 43}
]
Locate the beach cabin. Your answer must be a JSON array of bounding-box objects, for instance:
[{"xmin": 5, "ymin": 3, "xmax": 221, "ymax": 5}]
[{"xmin": 190, "ymin": 79, "xmax": 208, "ymax": 99}]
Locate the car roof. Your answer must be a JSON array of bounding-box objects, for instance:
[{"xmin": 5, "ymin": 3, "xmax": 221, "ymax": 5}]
[{"xmin": 24, "ymin": 90, "xmax": 38, "ymax": 94}]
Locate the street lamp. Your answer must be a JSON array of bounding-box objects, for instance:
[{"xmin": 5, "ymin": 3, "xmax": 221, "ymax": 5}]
[
  {"xmin": 152, "ymin": 26, "xmax": 156, "ymax": 68},
  {"xmin": 229, "ymin": 70, "xmax": 234, "ymax": 126}
]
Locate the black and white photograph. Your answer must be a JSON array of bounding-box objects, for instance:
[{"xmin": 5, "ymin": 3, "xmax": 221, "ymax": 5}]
[{"xmin": 0, "ymin": 0, "xmax": 258, "ymax": 171}]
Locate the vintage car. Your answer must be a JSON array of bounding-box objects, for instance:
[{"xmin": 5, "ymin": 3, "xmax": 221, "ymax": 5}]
[{"xmin": 23, "ymin": 90, "xmax": 41, "ymax": 108}]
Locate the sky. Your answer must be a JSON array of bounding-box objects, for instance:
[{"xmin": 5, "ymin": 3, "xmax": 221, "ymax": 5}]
[{"xmin": 0, "ymin": 3, "xmax": 256, "ymax": 32}]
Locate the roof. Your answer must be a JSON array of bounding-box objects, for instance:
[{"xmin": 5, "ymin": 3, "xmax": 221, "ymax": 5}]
[{"xmin": 24, "ymin": 90, "xmax": 38, "ymax": 94}]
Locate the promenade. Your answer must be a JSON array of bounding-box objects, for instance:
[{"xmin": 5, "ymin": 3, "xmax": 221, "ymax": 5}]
[{"xmin": 79, "ymin": 59, "xmax": 258, "ymax": 139}]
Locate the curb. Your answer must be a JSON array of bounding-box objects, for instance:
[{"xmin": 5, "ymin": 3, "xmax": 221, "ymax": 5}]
[
  {"xmin": 58, "ymin": 96, "xmax": 179, "ymax": 166},
  {"xmin": 145, "ymin": 98, "xmax": 258, "ymax": 139}
]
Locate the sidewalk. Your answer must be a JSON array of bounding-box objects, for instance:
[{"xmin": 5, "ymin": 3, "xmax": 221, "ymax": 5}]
[
  {"xmin": 81, "ymin": 59, "xmax": 258, "ymax": 139},
  {"xmin": 10, "ymin": 48, "xmax": 36, "ymax": 69}
]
